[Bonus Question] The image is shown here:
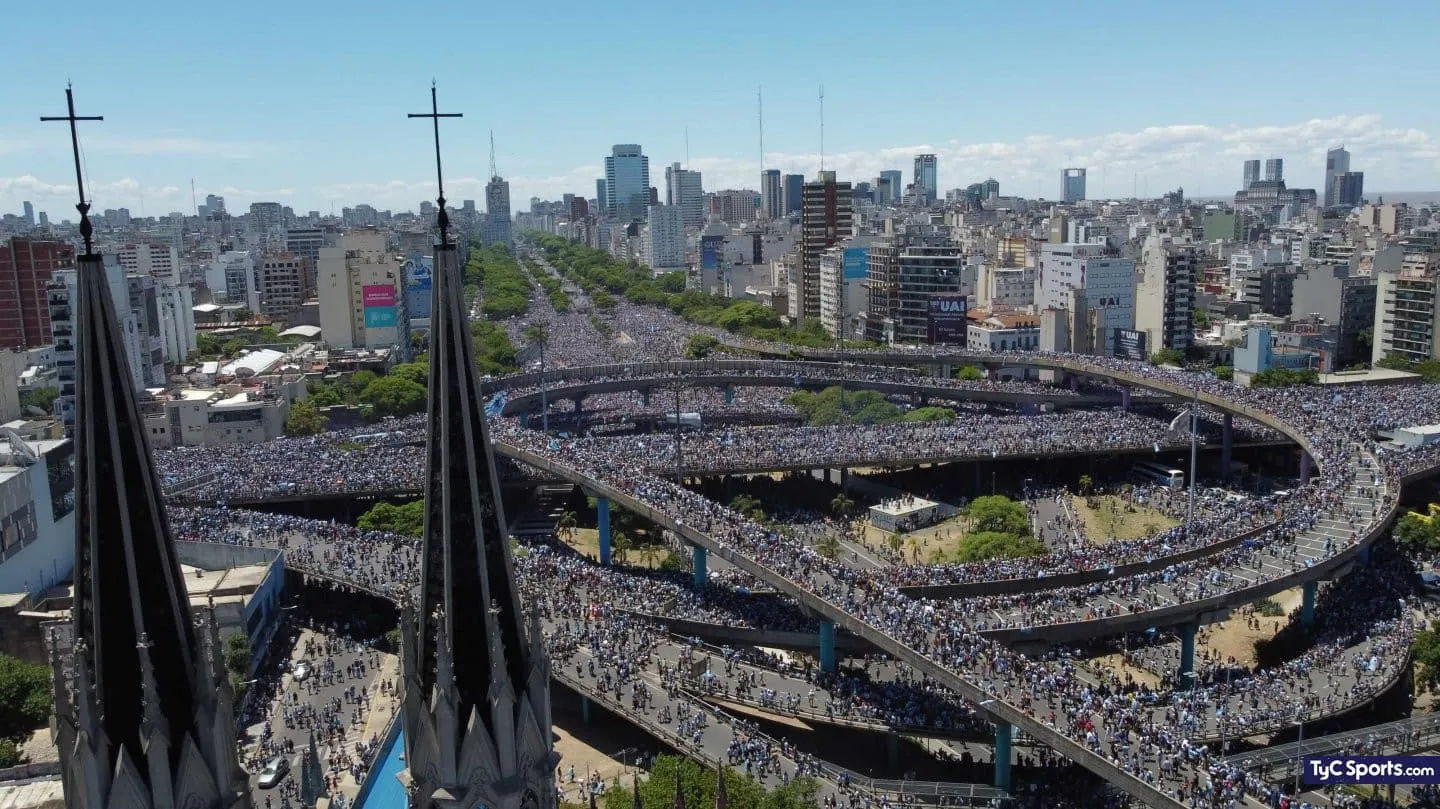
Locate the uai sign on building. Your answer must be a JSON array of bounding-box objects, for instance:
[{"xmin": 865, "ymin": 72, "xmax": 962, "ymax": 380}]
[{"xmin": 363, "ymin": 284, "xmax": 398, "ymax": 328}]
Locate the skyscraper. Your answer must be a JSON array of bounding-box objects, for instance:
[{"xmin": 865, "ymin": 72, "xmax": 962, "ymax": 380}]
[
  {"xmin": 604, "ymin": 144, "xmax": 651, "ymax": 222},
  {"xmin": 1, "ymin": 236, "xmax": 74, "ymax": 350},
  {"xmin": 782, "ymin": 173, "xmax": 805, "ymax": 217},
  {"xmin": 595, "ymin": 178, "xmax": 607, "ymax": 217},
  {"xmin": 1325, "ymin": 145, "xmax": 1352, "ymax": 208},
  {"xmin": 45, "ymin": 85, "xmax": 252, "ymax": 809},
  {"xmin": 1332, "ymin": 171, "xmax": 1365, "ymax": 209},
  {"xmin": 1265, "ymin": 158, "xmax": 1284, "ymax": 183},
  {"xmin": 1242, "ymin": 160, "xmax": 1261, "ymax": 190},
  {"xmin": 913, "ymin": 154, "xmax": 938, "ymax": 204},
  {"xmin": 485, "ymin": 174, "xmax": 513, "ymax": 246},
  {"xmin": 760, "ymin": 169, "xmax": 782, "ymax": 219},
  {"xmin": 665, "ymin": 162, "xmax": 705, "ymax": 227},
  {"xmin": 22, "ymin": 201, "xmax": 34, "ymax": 226},
  {"xmin": 797, "ymin": 171, "xmax": 853, "ymax": 323},
  {"xmin": 879, "ymin": 170, "xmax": 903, "ymax": 205},
  {"xmin": 401, "ymin": 86, "xmax": 555, "ymax": 809},
  {"xmin": 1061, "ymin": 168, "xmax": 1087, "ymax": 203}
]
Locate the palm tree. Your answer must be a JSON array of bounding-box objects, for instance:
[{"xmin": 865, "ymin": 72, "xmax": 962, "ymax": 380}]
[
  {"xmin": 831, "ymin": 493, "xmax": 855, "ymax": 517},
  {"xmin": 612, "ymin": 532, "xmax": 633, "ymax": 565},
  {"xmin": 1078, "ymin": 474, "xmax": 1094, "ymax": 496},
  {"xmin": 556, "ymin": 509, "xmax": 576, "ymax": 540},
  {"xmin": 816, "ymin": 535, "xmax": 841, "ymax": 559}
]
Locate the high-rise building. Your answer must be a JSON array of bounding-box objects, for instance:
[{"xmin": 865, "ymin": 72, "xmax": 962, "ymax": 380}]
[
  {"xmin": 259, "ymin": 253, "xmax": 310, "ymax": 320},
  {"xmin": 317, "ymin": 229, "xmax": 405, "ymax": 349},
  {"xmin": 485, "ymin": 173, "xmax": 513, "ymax": 247},
  {"xmin": 1265, "ymin": 158, "xmax": 1284, "ymax": 183},
  {"xmin": 664, "ymin": 162, "xmax": 705, "ymax": 227},
  {"xmin": 1372, "ymin": 251, "xmax": 1440, "ymax": 364},
  {"xmin": 1, "ymin": 237, "xmax": 74, "ymax": 350},
  {"xmin": 795, "ymin": 171, "xmax": 854, "ymax": 323},
  {"xmin": 1135, "ymin": 233, "xmax": 1197, "ymax": 353},
  {"xmin": 879, "ymin": 170, "xmax": 903, "ymax": 205},
  {"xmin": 863, "ymin": 236, "xmax": 966, "ymax": 343},
  {"xmin": 760, "ymin": 169, "xmax": 783, "ymax": 219},
  {"xmin": 913, "ymin": 154, "xmax": 938, "ymax": 204},
  {"xmin": 716, "ymin": 190, "xmax": 759, "ymax": 224},
  {"xmin": 1324, "ymin": 146, "xmax": 1351, "ymax": 208},
  {"xmin": 1330, "ymin": 171, "xmax": 1364, "ymax": 210},
  {"xmin": 21, "ymin": 201, "xmax": 34, "ymax": 227},
  {"xmin": 249, "ymin": 201, "xmax": 284, "ymax": 233},
  {"xmin": 782, "ymin": 173, "xmax": 805, "ymax": 217},
  {"xmin": 116, "ymin": 242, "xmax": 181, "ymax": 284},
  {"xmin": 1038, "ymin": 242, "xmax": 1136, "ymax": 357},
  {"xmin": 595, "ymin": 179, "xmax": 607, "ymax": 217},
  {"xmin": 1061, "ymin": 168, "xmax": 1087, "ymax": 203},
  {"xmin": 604, "ymin": 144, "xmax": 651, "ymax": 222},
  {"xmin": 1243, "ymin": 160, "xmax": 1261, "ymax": 190},
  {"xmin": 643, "ymin": 205, "xmax": 685, "ymax": 269}
]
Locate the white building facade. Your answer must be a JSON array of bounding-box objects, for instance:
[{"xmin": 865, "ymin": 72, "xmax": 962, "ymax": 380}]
[
  {"xmin": 643, "ymin": 205, "xmax": 685, "ymax": 270},
  {"xmin": 1037, "ymin": 242, "xmax": 1135, "ymax": 357},
  {"xmin": 317, "ymin": 230, "xmax": 405, "ymax": 350}
]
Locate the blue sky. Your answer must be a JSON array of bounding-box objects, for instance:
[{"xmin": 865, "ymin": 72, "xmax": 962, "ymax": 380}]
[{"xmin": 3, "ymin": 0, "xmax": 1439, "ymax": 218}]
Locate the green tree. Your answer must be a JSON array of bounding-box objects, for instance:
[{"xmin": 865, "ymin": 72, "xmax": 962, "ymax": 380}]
[
  {"xmin": 1078, "ymin": 474, "xmax": 1094, "ymax": 496},
  {"xmin": 390, "ymin": 361, "xmax": 429, "ymax": 387},
  {"xmin": 195, "ymin": 332, "xmax": 221, "ymax": 356},
  {"xmin": 257, "ymin": 325, "xmax": 280, "ymax": 343},
  {"xmin": 1355, "ymin": 327, "xmax": 1373, "ymax": 359},
  {"xmin": 357, "ymin": 375, "xmax": 428, "ymax": 419},
  {"xmin": 953, "ymin": 530, "xmax": 1046, "ymax": 562},
  {"xmin": 18, "ymin": 386, "xmax": 58, "ymax": 414},
  {"xmin": 954, "ymin": 365, "xmax": 985, "ymax": 381},
  {"xmin": 1376, "ymin": 352, "xmax": 1414, "ymax": 371},
  {"xmin": 1395, "ymin": 511, "xmax": 1440, "ymax": 553},
  {"xmin": 357, "ymin": 500, "xmax": 426, "ymax": 536},
  {"xmin": 684, "ymin": 333, "xmax": 720, "ymax": 360},
  {"xmin": 0, "ymin": 739, "xmax": 18, "ymax": 768},
  {"xmin": 232, "ymin": 307, "xmax": 252, "ymax": 322},
  {"xmin": 830, "ymin": 493, "xmax": 855, "ymax": 516},
  {"xmin": 1414, "ymin": 360, "xmax": 1440, "ymax": 383},
  {"xmin": 285, "ymin": 399, "xmax": 327, "ymax": 436},
  {"xmin": 786, "ymin": 387, "xmax": 902, "ymax": 426},
  {"xmin": 0, "ymin": 654, "xmax": 51, "ymax": 740},
  {"xmin": 1213, "ymin": 365, "xmax": 1233, "ymax": 381},
  {"xmin": 224, "ymin": 633, "xmax": 251, "ymax": 680},
  {"xmin": 1250, "ymin": 367, "xmax": 1318, "ymax": 388},
  {"xmin": 306, "ymin": 382, "xmax": 346, "ymax": 408},
  {"xmin": 901, "ymin": 406, "xmax": 955, "ymax": 423},
  {"xmin": 967, "ymin": 495, "xmax": 1030, "ymax": 536},
  {"xmin": 470, "ymin": 320, "xmax": 519, "ymax": 375},
  {"xmin": 221, "ymin": 338, "xmax": 247, "ymax": 356},
  {"xmin": 1193, "ymin": 309, "xmax": 1210, "ymax": 327},
  {"xmin": 556, "ymin": 509, "xmax": 577, "ymax": 540},
  {"xmin": 728, "ymin": 494, "xmax": 766, "ymax": 522},
  {"xmin": 1151, "ymin": 347, "xmax": 1185, "ymax": 367}
]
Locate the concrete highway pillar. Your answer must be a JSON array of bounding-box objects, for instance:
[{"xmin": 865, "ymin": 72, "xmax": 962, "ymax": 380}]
[
  {"xmin": 1221, "ymin": 413, "xmax": 1233, "ymax": 479},
  {"xmin": 993, "ymin": 722, "xmax": 1013, "ymax": 790},
  {"xmin": 818, "ymin": 620, "xmax": 837, "ymax": 673},
  {"xmin": 572, "ymin": 394, "xmax": 585, "ymax": 418},
  {"xmin": 1121, "ymin": 388, "xmax": 1131, "ymax": 412},
  {"xmin": 840, "ymin": 468, "xmax": 850, "ymax": 490},
  {"xmin": 941, "ymin": 364, "xmax": 952, "ymax": 379},
  {"xmin": 1300, "ymin": 451, "xmax": 1312, "ymax": 486},
  {"xmin": 642, "ymin": 389, "xmax": 651, "ymax": 407},
  {"xmin": 1301, "ymin": 581, "xmax": 1317, "ymax": 625},
  {"xmin": 1358, "ymin": 544, "xmax": 1371, "ymax": 565},
  {"xmin": 581, "ymin": 696, "xmax": 592, "ymax": 724},
  {"xmin": 692, "ymin": 545, "xmax": 708, "ymax": 588},
  {"xmin": 519, "ymin": 412, "xmax": 530, "ymax": 428},
  {"xmin": 887, "ymin": 734, "xmax": 900, "ymax": 767},
  {"xmin": 1179, "ymin": 622, "xmax": 1197, "ymax": 687},
  {"xmin": 724, "ymin": 386, "xmax": 735, "ymax": 404},
  {"xmin": 1068, "ymin": 375, "xmax": 1079, "ymax": 392},
  {"xmin": 825, "ymin": 468, "xmax": 836, "ymax": 484},
  {"xmin": 597, "ymin": 496, "xmax": 612, "ymax": 566}
]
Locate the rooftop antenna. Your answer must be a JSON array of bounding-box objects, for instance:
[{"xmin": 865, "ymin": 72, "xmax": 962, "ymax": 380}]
[
  {"xmin": 818, "ymin": 84, "xmax": 825, "ymax": 174},
  {"xmin": 190, "ymin": 178, "xmax": 198, "ymax": 218},
  {"xmin": 40, "ymin": 83, "xmax": 103, "ymax": 256},
  {"xmin": 489, "ymin": 129, "xmax": 497, "ymax": 180},
  {"xmin": 407, "ymin": 80, "xmax": 463, "ymax": 246}
]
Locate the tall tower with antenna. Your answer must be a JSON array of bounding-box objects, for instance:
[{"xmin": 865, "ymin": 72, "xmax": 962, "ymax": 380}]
[
  {"xmin": 818, "ymin": 84, "xmax": 825, "ymax": 174},
  {"xmin": 484, "ymin": 130, "xmax": 512, "ymax": 246}
]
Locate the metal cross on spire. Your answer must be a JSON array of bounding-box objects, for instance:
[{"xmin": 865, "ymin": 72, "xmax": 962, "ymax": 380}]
[
  {"xmin": 408, "ymin": 81, "xmax": 463, "ymax": 246},
  {"xmin": 40, "ymin": 83, "xmax": 103, "ymax": 256}
]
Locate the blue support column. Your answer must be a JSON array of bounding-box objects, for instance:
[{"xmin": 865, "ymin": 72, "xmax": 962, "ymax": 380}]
[
  {"xmin": 818, "ymin": 620, "xmax": 837, "ymax": 673},
  {"xmin": 642, "ymin": 389, "xmax": 651, "ymax": 406},
  {"xmin": 1358, "ymin": 544, "xmax": 1371, "ymax": 565},
  {"xmin": 1300, "ymin": 451, "xmax": 1312, "ymax": 486},
  {"xmin": 519, "ymin": 412, "xmax": 530, "ymax": 428},
  {"xmin": 993, "ymin": 722, "xmax": 1013, "ymax": 790},
  {"xmin": 724, "ymin": 386, "xmax": 735, "ymax": 404},
  {"xmin": 1179, "ymin": 622, "xmax": 1197, "ymax": 687},
  {"xmin": 1301, "ymin": 580, "xmax": 1317, "ymax": 625},
  {"xmin": 581, "ymin": 696, "xmax": 592, "ymax": 724},
  {"xmin": 887, "ymin": 734, "xmax": 900, "ymax": 767},
  {"xmin": 1221, "ymin": 413, "xmax": 1233, "ymax": 478},
  {"xmin": 1121, "ymin": 388, "xmax": 1131, "ymax": 412},
  {"xmin": 597, "ymin": 496, "xmax": 612, "ymax": 566},
  {"xmin": 692, "ymin": 545, "xmax": 707, "ymax": 588}
]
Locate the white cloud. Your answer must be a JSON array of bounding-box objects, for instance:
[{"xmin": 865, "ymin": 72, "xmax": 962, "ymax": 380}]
[
  {"xmin": 2, "ymin": 113, "xmax": 1437, "ymax": 216},
  {"xmin": 87, "ymin": 136, "xmax": 273, "ymax": 160}
]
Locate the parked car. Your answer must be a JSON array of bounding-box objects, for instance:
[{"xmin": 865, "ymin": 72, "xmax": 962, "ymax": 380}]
[{"xmin": 257, "ymin": 756, "xmax": 290, "ymax": 789}]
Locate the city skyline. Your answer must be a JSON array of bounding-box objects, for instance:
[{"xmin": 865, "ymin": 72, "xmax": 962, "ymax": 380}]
[{"xmin": 3, "ymin": 0, "xmax": 1440, "ymax": 214}]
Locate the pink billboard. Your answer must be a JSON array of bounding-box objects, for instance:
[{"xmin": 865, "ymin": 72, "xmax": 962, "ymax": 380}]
[{"xmin": 362, "ymin": 284, "xmax": 396, "ymax": 308}]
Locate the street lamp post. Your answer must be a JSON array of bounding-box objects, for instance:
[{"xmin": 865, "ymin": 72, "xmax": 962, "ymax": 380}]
[
  {"xmin": 539, "ymin": 338, "xmax": 548, "ymax": 435},
  {"xmin": 1293, "ymin": 712, "xmax": 1306, "ymax": 794},
  {"xmin": 674, "ymin": 384, "xmax": 684, "ymax": 481},
  {"xmin": 1187, "ymin": 387, "xmax": 1199, "ymax": 537}
]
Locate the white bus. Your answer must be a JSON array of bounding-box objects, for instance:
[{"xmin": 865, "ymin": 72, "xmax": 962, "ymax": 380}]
[{"xmin": 1132, "ymin": 461, "xmax": 1185, "ymax": 489}]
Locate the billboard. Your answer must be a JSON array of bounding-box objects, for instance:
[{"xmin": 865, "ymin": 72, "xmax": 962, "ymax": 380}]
[
  {"xmin": 1113, "ymin": 328, "xmax": 1148, "ymax": 361},
  {"xmin": 405, "ymin": 256, "xmax": 433, "ymax": 319},
  {"xmin": 700, "ymin": 235, "xmax": 725, "ymax": 270},
  {"xmin": 926, "ymin": 294, "xmax": 969, "ymax": 345},
  {"xmin": 364, "ymin": 306, "xmax": 398, "ymax": 328},
  {"xmin": 842, "ymin": 247, "xmax": 868, "ymax": 280},
  {"xmin": 362, "ymin": 284, "xmax": 396, "ymax": 308}
]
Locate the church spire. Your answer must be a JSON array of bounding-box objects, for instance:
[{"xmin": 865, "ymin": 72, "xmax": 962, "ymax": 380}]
[
  {"xmin": 401, "ymin": 82, "xmax": 556, "ymax": 809},
  {"xmin": 42, "ymin": 85, "xmax": 249, "ymax": 809}
]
